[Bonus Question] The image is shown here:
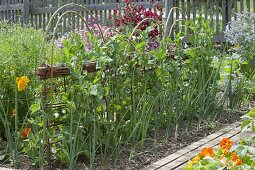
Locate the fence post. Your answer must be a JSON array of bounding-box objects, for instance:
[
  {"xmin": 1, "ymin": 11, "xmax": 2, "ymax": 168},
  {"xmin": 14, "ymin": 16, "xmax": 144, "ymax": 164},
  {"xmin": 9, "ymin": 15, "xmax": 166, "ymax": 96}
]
[
  {"xmin": 222, "ymin": 0, "xmax": 229, "ymax": 31},
  {"xmin": 165, "ymin": 0, "xmax": 170, "ymax": 19},
  {"xmin": 165, "ymin": 0, "xmax": 174, "ymax": 38},
  {"xmin": 23, "ymin": 0, "xmax": 29, "ymax": 25}
]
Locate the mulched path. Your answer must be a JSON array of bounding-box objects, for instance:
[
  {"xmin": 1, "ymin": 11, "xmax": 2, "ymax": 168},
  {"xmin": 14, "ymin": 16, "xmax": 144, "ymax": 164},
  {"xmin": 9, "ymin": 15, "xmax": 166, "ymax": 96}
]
[{"xmin": 0, "ymin": 102, "xmax": 253, "ymax": 170}]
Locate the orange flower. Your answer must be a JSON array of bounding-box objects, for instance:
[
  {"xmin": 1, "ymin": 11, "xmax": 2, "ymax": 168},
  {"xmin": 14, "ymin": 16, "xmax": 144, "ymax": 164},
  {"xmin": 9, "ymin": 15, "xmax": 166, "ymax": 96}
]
[
  {"xmin": 219, "ymin": 154, "xmax": 225, "ymax": 160},
  {"xmin": 199, "ymin": 147, "xmax": 214, "ymax": 157},
  {"xmin": 220, "ymin": 137, "xmax": 233, "ymax": 150},
  {"xmin": 16, "ymin": 76, "xmax": 29, "ymax": 91},
  {"xmin": 232, "ymin": 152, "xmax": 242, "ymax": 166},
  {"xmin": 21, "ymin": 127, "xmax": 31, "ymax": 138},
  {"xmin": 191, "ymin": 155, "xmax": 200, "ymax": 164}
]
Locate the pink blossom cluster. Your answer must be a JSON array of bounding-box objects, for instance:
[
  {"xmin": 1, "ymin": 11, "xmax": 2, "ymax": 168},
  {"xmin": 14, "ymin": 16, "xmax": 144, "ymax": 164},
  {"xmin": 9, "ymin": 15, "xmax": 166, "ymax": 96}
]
[{"xmin": 78, "ymin": 15, "xmax": 115, "ymax": 51}]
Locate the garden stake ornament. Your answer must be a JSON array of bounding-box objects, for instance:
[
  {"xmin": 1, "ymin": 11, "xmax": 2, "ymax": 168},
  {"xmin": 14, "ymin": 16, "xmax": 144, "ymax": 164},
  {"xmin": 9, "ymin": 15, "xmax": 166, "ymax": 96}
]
[{"xmin": 36, "ymin": 3, "xmax": 104, "ymax": 169}]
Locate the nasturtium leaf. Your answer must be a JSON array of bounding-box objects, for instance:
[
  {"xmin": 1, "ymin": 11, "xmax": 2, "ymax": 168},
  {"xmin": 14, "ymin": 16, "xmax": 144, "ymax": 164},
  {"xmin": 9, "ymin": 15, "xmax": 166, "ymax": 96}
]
[
  {"xmin": 241, "ymin": 119, "xmax": 251, "ymax": 131},
  {"xmin": 235, "ymin": 145, "xmax": 245, "ymax": 156},
  {"xmin": 240, "ymin": 148, "xmax": 248, "ymax": 158},
  {"xmin": 248, "ymin": 146, "xmax": 255, "ymax": 155},
  {"xmin": 245, "ymin": 108, "xmax": 255, "ymax": 119}
]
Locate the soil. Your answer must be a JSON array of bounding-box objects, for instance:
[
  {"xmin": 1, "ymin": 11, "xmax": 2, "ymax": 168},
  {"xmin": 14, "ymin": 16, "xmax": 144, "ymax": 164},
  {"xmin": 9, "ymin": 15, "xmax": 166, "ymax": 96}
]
[{"xmin": 0, "ymin": 102, "xmax": 253, "ymax": 170}]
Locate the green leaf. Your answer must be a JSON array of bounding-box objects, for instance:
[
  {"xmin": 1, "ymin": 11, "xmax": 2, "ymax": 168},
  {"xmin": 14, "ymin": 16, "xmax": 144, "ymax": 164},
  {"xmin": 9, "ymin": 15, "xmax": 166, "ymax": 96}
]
[
  {"xmin": 240, "ymin": 148, "xmax": 248, "ymax": 158},
  {"xmin": 90, "ymin": 85, "xmax": 98, "ymax": 96},
  {"xmin": 241, "ymin": 119, "xmax": 251, "ymax": 131},
  {"xmin": 248, "ymin": 146, "xmax": 255, "ymax": 155},
  {"xmin": 246, "ymin": 108, "xmax": 255, "ymax": 119},
  {"xmin": 185, "ymin": 19, "xmax": 189, "ymax": 28},
  {"xmin": 234, "ymin": 145, "xmax": 245, "ymax": 157},
  {"xmin": 135, "ymin": 42, "xmax": 146, "ymax": 54},
  {"xmin": 29, "ymin": 100, "xmax": 41, "ymax": 114}
]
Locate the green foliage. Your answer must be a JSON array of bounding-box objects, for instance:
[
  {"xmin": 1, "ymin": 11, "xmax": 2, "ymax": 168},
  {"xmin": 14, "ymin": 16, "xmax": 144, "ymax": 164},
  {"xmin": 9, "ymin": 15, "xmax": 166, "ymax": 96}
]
[
  {"xmin": 0, "ymin": 16, "xmax": 249, "ymax": 169},
  {"xmin": 241, "ymin": 108, "xmax": 255, "ymax": 132},
  {"xmin": 0, "ymin": 22, "xmax": 60, "ymax": 167},
  {"xmin": 0, "ymin": 22, "xmax": 45, "ymax": 139}
]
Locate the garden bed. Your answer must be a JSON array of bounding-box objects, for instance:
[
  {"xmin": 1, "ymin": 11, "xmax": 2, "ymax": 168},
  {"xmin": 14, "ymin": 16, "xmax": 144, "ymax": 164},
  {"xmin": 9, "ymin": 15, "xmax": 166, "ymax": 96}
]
[
  {"xmin": 94, "ymin": 106, "xmax": 249, "ymax": 170},
  {"xmin": 1, "ymin": 3, "xmax": 255, "ymax": 170},
  {"xmin": 0, "ymin": 103, "xmax": 251, "ymax": 170}
]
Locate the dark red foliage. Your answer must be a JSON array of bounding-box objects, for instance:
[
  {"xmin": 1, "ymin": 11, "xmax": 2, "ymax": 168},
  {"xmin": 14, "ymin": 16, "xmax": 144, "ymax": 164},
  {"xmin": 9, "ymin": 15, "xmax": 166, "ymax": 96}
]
[
  {"xmin": 148, "ymin": 27, "xmax": 159, "ymax": 38},
  {"xmin": 114, "ymin": 0, "xmax": 162, "ymax": 38}
]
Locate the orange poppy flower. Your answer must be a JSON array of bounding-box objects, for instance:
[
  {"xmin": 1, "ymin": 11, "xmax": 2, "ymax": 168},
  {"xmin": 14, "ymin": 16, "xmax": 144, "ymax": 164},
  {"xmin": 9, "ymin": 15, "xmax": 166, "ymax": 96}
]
[
  {"xmin": 220, "ymin": 137, "xmax": 233, "ymax": 150},
  {"xmin": 199, "ymin": 147, "xmax": 214, "ymax": 157},
  {"xmin": 232, "ymin": 152, "xmax": 242, "ymax": 166},
  {"xmin": 21, "ymin": 127, "xmax": 31, "ymax": 138}
]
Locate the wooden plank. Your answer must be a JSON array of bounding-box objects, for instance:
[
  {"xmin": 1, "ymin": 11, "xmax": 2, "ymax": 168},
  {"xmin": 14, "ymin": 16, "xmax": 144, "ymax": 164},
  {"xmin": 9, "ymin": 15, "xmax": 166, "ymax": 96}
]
[
  {"xmin": 204, "ymin": 0, "xmax": 208, "ymax": 20},
  {"xmin": 253, "ymin": 0, "xmax": 255, "ymax": 14},
  {"xmin": 34, "ymin": 1, "xmax": 38, "ymax": 29},
  {"xmin": 198, "ymin": 0, "xmax": 202, "ymax": 18},
  {"xmin": 222, "ymin": 0, "xmax": 227, "ymax": 31},
  {"xmin": 234, "ymin": 0, "xmax": 238, "ymax": 19},
  {"xmin": 95, "ymin": 0, "xmax": 99, "ymax": 25},
  {"xmin": 157, "ymin": 125, "xmax": 241, "ymax": 170},
  {"xmin": 10, "ymin": 0, "xmax": 14, "ymax": 22},
  {"xmin": 30, "ymin": 2, "xmax": 164, "ymax": 15},
  {"xmin": 0, "ymin": 3, "xmax": 23, "ymax": 11},
  {"xmin": 42, "ymin": 0, "xmax": 48, "ymax": 30},
  {"xmin": 240, "ymin": 0, "xmax": 244, "ymax": 12},
  {"xmin": 76, "ymin": 0, "xmax": 81, "ymax": 30},
  {"xmin": 103, "ymin": 0, "xmax": 107, "ymax": 26},
  {"xmin": 175, "ymin": 0, "xmax": 179, "ymax": 33},
  {"xmin": 165, "ymin": 0, "xmax": 174, "ymax": 37},
  {"xmin": 23, "ymin": 0, "xmax": 29, "ymax": 24},
  {"xmin": 186, "ymin": 0, "xmax": 190, "ymax": 20},
  {"xmin": 193, "ymin": 0, "xmax": 196, "ymax": 22},
  {"xmin": 68, "ymin": 0, "xmax": 72, "ymax": 32},
  {"xmin": 178, "ymin": 130, "xmax": 248, "ymax": 169},
  {"xmin": 209, "ymin": 0, "xmax": 214, "ymax": 29},
  {"xmin": 112, "ymin": 0, "xmax": 117, "ymax": 26},
  {"xmin": 181, "ymin": 0, "xmax": 185, "ymax": 32},
  {"xmin": 215, "ymin": 0, "xmax": 219, "ymax": 34},
  {"xmin": 107, "ymin": 0, "xmax": 112, "ymax": 26},
  {"xmin": 165, "ymin": 0, "xmax": 170, "ymax": 20},
  {"xmin": 63, "ymin": 0, "xmax": 67, "ymax": 33},
  {"xmin": 72, "ymin": 0, "xmax": 76, "ymax": 31},
  {"xmin": 227, "ymin": 0, "xmax": 231, "ymax": 23},
  {"xmin": 143, "ymin": 121, "xmax": 241, "ymax": 170},
  {"xmin": 7, "ymin": 0, "xmax": 11, "ymax": 21},
  {"xmin": 39, "ymin": 0, "xmax": 43, "ymax": 28},
  {"xmin": 80, "ymin": 0, "xmax": 86, "ymax": 30},
  {"xmin": 247, "ymin": 0, "xmax": 251, "ymax": 13}
]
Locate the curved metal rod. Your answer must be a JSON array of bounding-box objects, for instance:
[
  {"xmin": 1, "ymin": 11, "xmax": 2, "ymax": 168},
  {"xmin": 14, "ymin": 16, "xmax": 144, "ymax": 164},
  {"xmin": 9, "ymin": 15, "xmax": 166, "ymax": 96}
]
[
  {"xmin": 48, "ymin": 10, "xmax": 105, "ymax": 80},
  {"xmin": 163, "ymin": 7, "xmax": 185, "ymax": 43},
  {"xmin": 39, "ymin": 3, "xmax": 105, "ymax": 65},
  {"xmin": 169, "ymin": 18, "xmax": 186, "ymax": 38},
  {"xmin": 50, "ymin": 11, "xmax": 92, "ymax": 67}
]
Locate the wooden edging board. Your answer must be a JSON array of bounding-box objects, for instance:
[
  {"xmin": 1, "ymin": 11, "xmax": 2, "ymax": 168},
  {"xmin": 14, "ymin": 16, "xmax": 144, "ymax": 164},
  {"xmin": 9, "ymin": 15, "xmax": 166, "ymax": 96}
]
[{"xmin": 143, "ymin": 121, "xmax": 242, "ymax": 170}]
